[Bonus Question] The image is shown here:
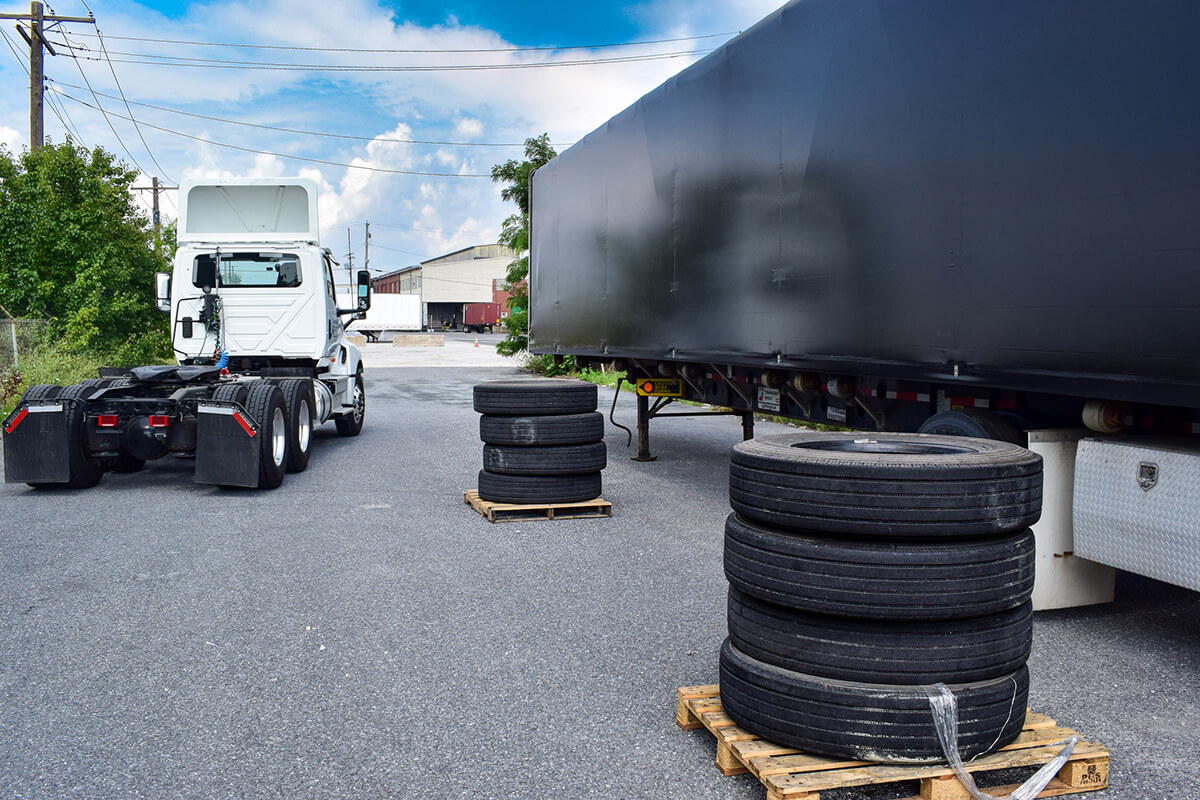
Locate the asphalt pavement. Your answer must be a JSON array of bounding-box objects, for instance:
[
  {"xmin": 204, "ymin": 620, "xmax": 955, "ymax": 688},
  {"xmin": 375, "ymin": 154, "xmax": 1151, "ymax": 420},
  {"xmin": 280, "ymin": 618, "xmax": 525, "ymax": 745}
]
[{"xmin": 1, "ymin": 365, "xmax": 1197, "ymax": 799}]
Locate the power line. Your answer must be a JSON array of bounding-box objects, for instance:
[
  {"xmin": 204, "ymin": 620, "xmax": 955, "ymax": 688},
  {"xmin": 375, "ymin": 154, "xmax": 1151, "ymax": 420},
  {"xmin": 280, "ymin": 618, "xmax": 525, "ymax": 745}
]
[
  {"xmin": 91, "ymin": 24, "xmax": 174, "ymax": 183},
  {"xmin": 54, "ymin": 89, "xmax": 494, "ymax": 178},
  {"xmin": 59, "ymin": 47, "xmax": 712, "ymax": 72},
  {"xmin": 61, "ymin": 29, "xmax": 736, "ymax": 54},
  {"xmin": 65, "ymin": 46, "xmax": 149, "ymax": 175},
  {"xmin": 48, "ymin": 79, "xmax": 571, "ymax": 149}
]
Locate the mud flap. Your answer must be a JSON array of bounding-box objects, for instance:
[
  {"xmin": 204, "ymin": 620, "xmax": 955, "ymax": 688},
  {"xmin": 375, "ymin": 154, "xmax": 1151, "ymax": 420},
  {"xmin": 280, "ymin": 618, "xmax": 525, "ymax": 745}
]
[
  {"xmin": 3, "ymin": 402, "xmax": 71, "ymax": 483},
  {"xmin": 194, "ymin": 402, "xmax": 260, "ymax": 488}
]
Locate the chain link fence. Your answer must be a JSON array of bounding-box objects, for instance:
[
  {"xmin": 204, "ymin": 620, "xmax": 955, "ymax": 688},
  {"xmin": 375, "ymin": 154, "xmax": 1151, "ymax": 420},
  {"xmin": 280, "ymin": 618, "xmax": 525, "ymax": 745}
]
[{"xmin": 0, "ymin": 317, "xmax": 48, "ymax": 373}]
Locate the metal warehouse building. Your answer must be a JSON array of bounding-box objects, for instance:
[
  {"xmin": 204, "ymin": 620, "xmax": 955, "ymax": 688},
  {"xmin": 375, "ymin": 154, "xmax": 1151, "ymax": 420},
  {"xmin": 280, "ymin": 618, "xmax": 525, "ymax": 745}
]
[{"xmin": 371, "ymin": 244, "xmax": 515, "ymax": 329}]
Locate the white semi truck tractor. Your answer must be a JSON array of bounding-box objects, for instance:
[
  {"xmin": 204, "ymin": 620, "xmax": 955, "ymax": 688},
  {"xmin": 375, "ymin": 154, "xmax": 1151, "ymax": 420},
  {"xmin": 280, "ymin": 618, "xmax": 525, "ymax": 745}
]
[{"xmin": 3, "ymin": 177, "xmax": 370, "ymax": 490}]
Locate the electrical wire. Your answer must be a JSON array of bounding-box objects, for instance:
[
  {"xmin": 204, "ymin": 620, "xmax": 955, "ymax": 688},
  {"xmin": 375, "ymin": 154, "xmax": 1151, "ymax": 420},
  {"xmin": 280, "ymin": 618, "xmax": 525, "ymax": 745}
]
[
  {"xmin": 54, "ymin": 89, "xmax": 494, "ymax": 178},
  {"xmin": 58, "ymin": 29, "xmax": 150, "ymax": 177},
  {"xmin": 61, "ymin": 30, "xmax": 736, "ymax": 54},
  {"xmin": 47, "ymin": 80, "xmax": 569, "ymax": 148},
  {"xmin": 60, "ymin": 47, "xmax": 712, "ymax": 72},
  {"xmin": 92, "ymin": 25, "xmax": 174, "ymax": 183}
]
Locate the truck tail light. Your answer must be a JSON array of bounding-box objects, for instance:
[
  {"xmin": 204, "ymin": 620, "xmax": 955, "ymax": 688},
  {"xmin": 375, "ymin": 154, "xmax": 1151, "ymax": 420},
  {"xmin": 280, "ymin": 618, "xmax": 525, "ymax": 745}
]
[
  {"xmin": 98, "ymin": 415, "xmax": 119, "ymax": 428},
  {"xmin": 148, "ymin": 415, "xmax": 170, "ymax": 428}
]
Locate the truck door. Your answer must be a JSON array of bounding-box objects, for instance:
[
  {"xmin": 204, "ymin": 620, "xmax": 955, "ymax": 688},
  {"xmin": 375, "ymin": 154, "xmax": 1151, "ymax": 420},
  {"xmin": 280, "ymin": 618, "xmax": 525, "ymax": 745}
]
[{"xmin": 323, "ymin": 254, "xmax": 340, "ymax": 357}]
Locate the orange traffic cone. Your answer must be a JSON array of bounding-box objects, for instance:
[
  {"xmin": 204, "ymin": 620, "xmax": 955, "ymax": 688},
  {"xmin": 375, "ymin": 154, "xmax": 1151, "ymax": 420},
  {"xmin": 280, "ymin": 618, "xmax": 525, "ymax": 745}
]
[{"xmin": 474, "ymin": 337, "xmax": 479, "ymax": 347}]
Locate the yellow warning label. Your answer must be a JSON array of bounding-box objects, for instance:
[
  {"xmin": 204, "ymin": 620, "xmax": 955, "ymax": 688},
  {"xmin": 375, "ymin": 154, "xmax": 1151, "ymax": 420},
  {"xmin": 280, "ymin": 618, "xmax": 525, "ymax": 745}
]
[{"xmin": 636, "ymin": 378, "xmax": 683, "ymax": 397}]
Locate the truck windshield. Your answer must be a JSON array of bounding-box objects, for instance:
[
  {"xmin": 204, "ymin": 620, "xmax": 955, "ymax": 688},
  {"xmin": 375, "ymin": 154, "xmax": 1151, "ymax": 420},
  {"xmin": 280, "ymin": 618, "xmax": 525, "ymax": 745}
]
[{"xmin": 193, "ymin": 252, "xmax": 302, "ymax": 288}]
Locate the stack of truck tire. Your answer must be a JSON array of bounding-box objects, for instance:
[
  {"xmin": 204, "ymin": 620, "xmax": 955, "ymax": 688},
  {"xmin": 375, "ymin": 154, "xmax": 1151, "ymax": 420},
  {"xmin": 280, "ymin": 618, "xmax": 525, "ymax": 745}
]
[
  {"xmin": 719, "ymin": 431, "xmax": 1042, "ymax": 763},
  {"xmin": 474, "ymin": 380, "xmax": 606, "ymax": 504}
]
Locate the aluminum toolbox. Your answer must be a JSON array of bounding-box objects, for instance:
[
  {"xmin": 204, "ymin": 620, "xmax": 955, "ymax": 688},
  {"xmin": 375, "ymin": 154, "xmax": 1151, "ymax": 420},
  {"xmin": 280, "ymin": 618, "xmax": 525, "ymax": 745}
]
[{"xmin": 1074, "ymin": 438, "xmax": 1200, "ymax": 592}]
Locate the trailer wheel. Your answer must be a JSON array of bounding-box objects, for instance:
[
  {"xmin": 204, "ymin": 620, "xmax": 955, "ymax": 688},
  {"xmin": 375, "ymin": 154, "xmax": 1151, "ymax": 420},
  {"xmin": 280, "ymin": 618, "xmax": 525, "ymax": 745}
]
[
  {"xmin": 729, "ymin": 431, "xmax": 1042, "ymax": 538},
  {"xmin": 244, "ymin": 381, "xmax": 289, "ymax": 489},
  {"xmin": 718, "ymin": 639, "xmax": 1027, "ymax": 764},
  {"xmin": 279, "ymin": 379, "xmax": 314, "ymax": 472},
  {"xmin": 727, "ymin": 586, "xmax": 1033, "ymax": 684},
  {"xmin": 723, "ymin": 513, "xmax": 1035, "ymax": 620},
  {"xmin": 917, "ymin": 409, "xmax": 1026, "ymax": 445},
  {"xmin": 335, "ymin": 371, "xmax": 365, "ymax": 437},
  {"xmin": 34, "ymin": 384, "xmax": 105, "ymax": 489},
  {"xmin": 483, "ymin": 442, "xmax": 607, "ymax": 476},
  {"xmin": 479, "ymin": 412, "xmax": 604, "ymax": 446},
  {"xmin": 473, "ymin": 379, "xmax": 597, "ymax": 415},
  {"xmin": 477, "ymin": 469, "xmax": 602, "ymax": 504}
]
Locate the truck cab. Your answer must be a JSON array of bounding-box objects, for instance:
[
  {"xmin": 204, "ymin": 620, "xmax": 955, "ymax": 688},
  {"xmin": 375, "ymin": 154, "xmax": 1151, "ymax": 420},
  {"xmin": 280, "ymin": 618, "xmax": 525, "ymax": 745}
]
[{"xmin": 166, "ymin": 178, "xmax": 363, "ymax": 375}]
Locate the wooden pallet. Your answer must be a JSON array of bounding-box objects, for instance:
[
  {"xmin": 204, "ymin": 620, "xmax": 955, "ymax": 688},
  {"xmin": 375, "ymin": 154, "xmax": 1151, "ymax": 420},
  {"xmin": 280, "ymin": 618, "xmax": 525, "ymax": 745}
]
[
  {"xmin": 463, "ymin": 489, "xmax": 612, "ymax": 523},
  {"xmin": 676, "ymin": 685, "xmax": 1109, "ymax": 800}
]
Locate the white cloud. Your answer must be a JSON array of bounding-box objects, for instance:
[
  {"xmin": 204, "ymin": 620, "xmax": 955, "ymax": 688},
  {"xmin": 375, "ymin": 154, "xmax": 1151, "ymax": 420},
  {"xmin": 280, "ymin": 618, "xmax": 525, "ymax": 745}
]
[
  {"xmin": 0, "ymin": 0, "xmax": 784, "ymax": 269},
  {"xmin": 0, "ymin": 124, "xmax": 21, "ymax": 151},
  {"xmin": 453, "ymin": 117, "xmax": 484, "ymax": 140}
]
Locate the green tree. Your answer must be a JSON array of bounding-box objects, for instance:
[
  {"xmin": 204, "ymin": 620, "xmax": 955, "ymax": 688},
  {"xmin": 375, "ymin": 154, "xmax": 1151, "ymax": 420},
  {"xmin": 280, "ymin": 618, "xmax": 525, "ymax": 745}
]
[
  {"xmin": 0, "ymin": 139, "xmax": 172, "ymax": 365},
  {"xmin": 491, "ymin": 133, "xmax": 556, "ymax": 359}
]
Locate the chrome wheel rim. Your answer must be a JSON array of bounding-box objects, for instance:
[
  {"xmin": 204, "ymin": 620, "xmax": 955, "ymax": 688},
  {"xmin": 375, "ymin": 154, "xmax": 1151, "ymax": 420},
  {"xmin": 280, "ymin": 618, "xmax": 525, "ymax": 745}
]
[
  {"xmin": 297, "ymin": 398, "xmax": 311, "ymax": 453},
  {"xmin": 352, "ymin": 382, "xmax": 364, "ymax": 423},
  {"xmin": 271, "ymin": 407, "xmax": 287, "ymax": 467}
]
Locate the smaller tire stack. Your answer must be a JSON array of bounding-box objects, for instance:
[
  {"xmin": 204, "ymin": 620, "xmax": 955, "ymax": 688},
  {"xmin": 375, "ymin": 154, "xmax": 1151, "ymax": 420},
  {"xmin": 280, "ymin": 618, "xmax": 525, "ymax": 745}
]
[
  {"xmin": 474, "ymin": 379, "xmax": 606, "ymax": 504},
  {"xmin": 719, "ymin": 431, "xmax": 1042, "ymax": 764}
]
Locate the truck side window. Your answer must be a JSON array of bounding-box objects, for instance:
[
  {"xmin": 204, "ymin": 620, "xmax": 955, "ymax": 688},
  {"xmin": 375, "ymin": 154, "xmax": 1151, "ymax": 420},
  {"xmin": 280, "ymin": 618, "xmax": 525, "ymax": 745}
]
[
  {"xmin": 324, "ymin": 257, "xmax": 337, "ymax": 300},
  {"xmin": 193, "ymin": 252, "xmax": 302, "ymax": 288}
]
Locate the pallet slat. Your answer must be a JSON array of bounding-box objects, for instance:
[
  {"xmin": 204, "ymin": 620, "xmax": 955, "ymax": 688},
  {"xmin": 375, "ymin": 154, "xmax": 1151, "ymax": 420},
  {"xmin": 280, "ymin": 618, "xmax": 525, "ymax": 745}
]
[
  {"xmin": 463, "ymin": 489, "xmax": 612, "ymax": 522},
  {"xmin": 675, "ymin": 685, "xmax": 1110, "ymax": 800}
]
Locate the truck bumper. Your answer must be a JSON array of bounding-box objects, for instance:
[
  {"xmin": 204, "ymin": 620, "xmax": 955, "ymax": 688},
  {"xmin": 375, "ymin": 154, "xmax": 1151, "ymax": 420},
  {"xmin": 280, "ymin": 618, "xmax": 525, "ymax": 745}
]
[
  {"xmin": 3, "ymin": 402, "xmax": 71, "ymax": 484},
  {"xmin": 194, "ymin": 402, "xmax": 261, "ymax": 488}
]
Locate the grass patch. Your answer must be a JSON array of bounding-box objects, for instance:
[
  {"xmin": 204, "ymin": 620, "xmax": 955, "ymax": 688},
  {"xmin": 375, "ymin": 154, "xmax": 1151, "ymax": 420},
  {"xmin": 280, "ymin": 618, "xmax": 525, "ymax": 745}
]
[{"xmin": 1, "ymin": 340, "xmax": 108, "ymax": 416}]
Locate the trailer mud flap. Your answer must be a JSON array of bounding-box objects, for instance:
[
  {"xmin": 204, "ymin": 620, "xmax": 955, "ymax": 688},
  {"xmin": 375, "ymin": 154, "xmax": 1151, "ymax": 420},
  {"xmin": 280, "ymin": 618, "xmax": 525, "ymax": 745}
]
[
  {"xmin": 2, "ymin": 403, "xmax": 71, "ymax": 483},
  {"xmin": 194, "ymin": 402, "xmax": 260, "ymax": 488}
]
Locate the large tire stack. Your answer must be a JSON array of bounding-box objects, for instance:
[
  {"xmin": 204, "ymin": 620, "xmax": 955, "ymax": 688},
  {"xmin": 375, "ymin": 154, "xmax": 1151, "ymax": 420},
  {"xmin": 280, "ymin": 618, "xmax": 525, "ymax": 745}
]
[
  {"xmin": 719, "ymin": 431, "xmax": 1042, "ymax": 764},
  {"xmin": 474, "ymin": 379, "xmax": 606, "ymax": 504}
]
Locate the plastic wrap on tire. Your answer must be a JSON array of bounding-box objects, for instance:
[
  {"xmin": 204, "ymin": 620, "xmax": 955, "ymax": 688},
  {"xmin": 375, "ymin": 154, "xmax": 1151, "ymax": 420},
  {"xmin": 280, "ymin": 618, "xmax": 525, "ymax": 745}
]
[{"xmin": 719, "ymin": 639, "xmax": 1028, "ymax": 764}]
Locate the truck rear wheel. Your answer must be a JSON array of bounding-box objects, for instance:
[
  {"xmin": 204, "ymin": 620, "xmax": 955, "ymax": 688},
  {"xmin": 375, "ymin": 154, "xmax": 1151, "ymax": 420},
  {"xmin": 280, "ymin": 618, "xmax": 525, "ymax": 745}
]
[
  {"xmin": 335, "ymin": 372, "xmax": 365, "ymax": 437},
  {"xmin": 279, "ymin": 379, "xmax": 314, "ymax": 472},
  {"xmin": 245, "ymin": 381, "xmax": 288, "ymax": 489},
  {"xmin": 45, "ymin": 384, "xmax": 104, "ymax": 489}
]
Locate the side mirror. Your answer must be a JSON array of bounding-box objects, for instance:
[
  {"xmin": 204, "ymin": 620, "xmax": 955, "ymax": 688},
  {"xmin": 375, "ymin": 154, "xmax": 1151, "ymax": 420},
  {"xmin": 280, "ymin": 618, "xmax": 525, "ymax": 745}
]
[
  {"xmin": 155, "ymin": 272, "xmax": 172, "ymax": 312},
  {"xmin": 356, "ymin": 269, "xmax": 371, "ymax": 311},
  {"xmin": 193, "ymin": 257, "xmax": 217, "ymax": 292}
]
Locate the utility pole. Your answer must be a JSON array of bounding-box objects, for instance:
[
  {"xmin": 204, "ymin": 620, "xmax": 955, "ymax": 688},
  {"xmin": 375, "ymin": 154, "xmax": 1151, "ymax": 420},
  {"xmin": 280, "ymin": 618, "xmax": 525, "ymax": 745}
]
[
  {"xmin": 346, "ymin": 228, "xmax": 353, "ymax": 269},
  {"xmin": 364, "ymin": 221, "xmax": 370, "ymax": 274},
  {"xmin": 1, "ymin": 2, "xmax": 96, "ymax": 150},
  {"xmin": 133, "ymin": 178, "xmax": 178, "ymax": 253}
]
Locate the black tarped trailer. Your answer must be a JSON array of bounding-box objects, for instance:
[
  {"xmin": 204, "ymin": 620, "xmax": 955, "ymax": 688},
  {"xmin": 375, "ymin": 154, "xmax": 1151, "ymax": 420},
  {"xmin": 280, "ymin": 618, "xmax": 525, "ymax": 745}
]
[
  {"xmin": 530, "ymin": 0, "xmax": 1200, "ymax": 417},
  {"xmin": 529, "ymin": 0, "xmax": 1200, "ymax": 597}
]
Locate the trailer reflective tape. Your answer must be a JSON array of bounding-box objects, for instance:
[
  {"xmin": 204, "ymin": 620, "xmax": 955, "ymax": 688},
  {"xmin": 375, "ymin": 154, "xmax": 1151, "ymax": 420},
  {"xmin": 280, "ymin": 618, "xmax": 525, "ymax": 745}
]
[
  {"xmin": 4, "ymin": 408, "xmax": 27, "ymax": 433},
  {"xmin": 233, "ymin": 413, "xmax": 255, "ymax": 437},
  {"xmin": 884, "ymin": 390, "xmax": 932, "ymax": 403},
  {"xmin": 198, "ymin": 403, "xmax": 257, "ymax": 437}
]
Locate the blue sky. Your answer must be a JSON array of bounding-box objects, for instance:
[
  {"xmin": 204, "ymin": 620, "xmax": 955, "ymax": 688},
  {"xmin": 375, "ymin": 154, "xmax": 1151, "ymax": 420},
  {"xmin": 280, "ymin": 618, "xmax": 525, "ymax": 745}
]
[{"xmin": 0, "ymin": 0, "xmax": 783, "ymax": 274}]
